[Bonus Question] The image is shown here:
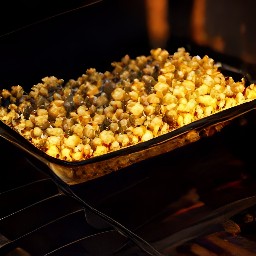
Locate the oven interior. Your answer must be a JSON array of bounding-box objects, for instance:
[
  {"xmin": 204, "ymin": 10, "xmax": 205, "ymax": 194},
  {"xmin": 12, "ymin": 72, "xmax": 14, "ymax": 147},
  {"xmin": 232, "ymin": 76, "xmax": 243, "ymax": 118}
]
[{"xmin": 1, "ymin": 1, "xmax": 256, "ymax": 255}]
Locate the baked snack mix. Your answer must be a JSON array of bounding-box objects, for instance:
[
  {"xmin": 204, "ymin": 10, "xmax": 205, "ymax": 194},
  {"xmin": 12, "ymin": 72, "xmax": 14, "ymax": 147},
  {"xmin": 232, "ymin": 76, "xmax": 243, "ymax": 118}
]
[{"xmin": 1, "ymin": 47, "xmax": 256, "ymax": 162}]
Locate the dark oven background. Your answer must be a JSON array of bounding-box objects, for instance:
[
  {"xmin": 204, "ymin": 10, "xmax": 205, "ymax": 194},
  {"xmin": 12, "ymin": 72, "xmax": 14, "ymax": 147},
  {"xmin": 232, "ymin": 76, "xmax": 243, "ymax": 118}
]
[
  {"xmin": 0, "ymin": 0, "xmax": 150, "ymax": 89},
  {"xmin": 1, "ymin": 0, "xmax": 256, "ymax": 90}
]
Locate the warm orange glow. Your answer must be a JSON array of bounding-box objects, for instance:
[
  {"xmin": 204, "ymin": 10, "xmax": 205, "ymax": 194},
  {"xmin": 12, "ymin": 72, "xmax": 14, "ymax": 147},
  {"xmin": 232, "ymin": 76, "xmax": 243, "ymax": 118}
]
[
  {"xmin": 145, "ymin": 0, "xmax": 170, "ymax": 48},
  {"xmin": 191, "ymin": 0, "xmax": 207, "ymax": 45},
  {"xmin": 191, "ymin": 0, "xmax": 225, "ymax": 53},
  {"xmin": 173, "ymin": 201, "xmax": 205, "ymax": 216}
]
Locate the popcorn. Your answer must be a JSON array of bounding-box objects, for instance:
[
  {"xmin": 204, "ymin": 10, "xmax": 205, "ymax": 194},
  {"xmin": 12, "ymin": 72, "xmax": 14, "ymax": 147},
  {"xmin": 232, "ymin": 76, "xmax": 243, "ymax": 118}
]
[{"xmin": 1, "ymin": 47, "xmax": 256, "ymax": 162}]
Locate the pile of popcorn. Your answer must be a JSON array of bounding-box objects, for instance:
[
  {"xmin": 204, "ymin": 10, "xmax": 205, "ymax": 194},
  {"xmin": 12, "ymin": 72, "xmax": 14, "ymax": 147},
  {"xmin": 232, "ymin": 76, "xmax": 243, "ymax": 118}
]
[{"xmin": 1, "ymin": 47, "xmax": 256, "ymax": 161}]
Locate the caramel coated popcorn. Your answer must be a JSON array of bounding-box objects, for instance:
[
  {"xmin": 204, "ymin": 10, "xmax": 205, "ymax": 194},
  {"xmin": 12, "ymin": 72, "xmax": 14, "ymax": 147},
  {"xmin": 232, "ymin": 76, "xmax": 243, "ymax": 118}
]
[{"xmin": 1, "ymin": 47, "xmax": 256, "ymax": 161}]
